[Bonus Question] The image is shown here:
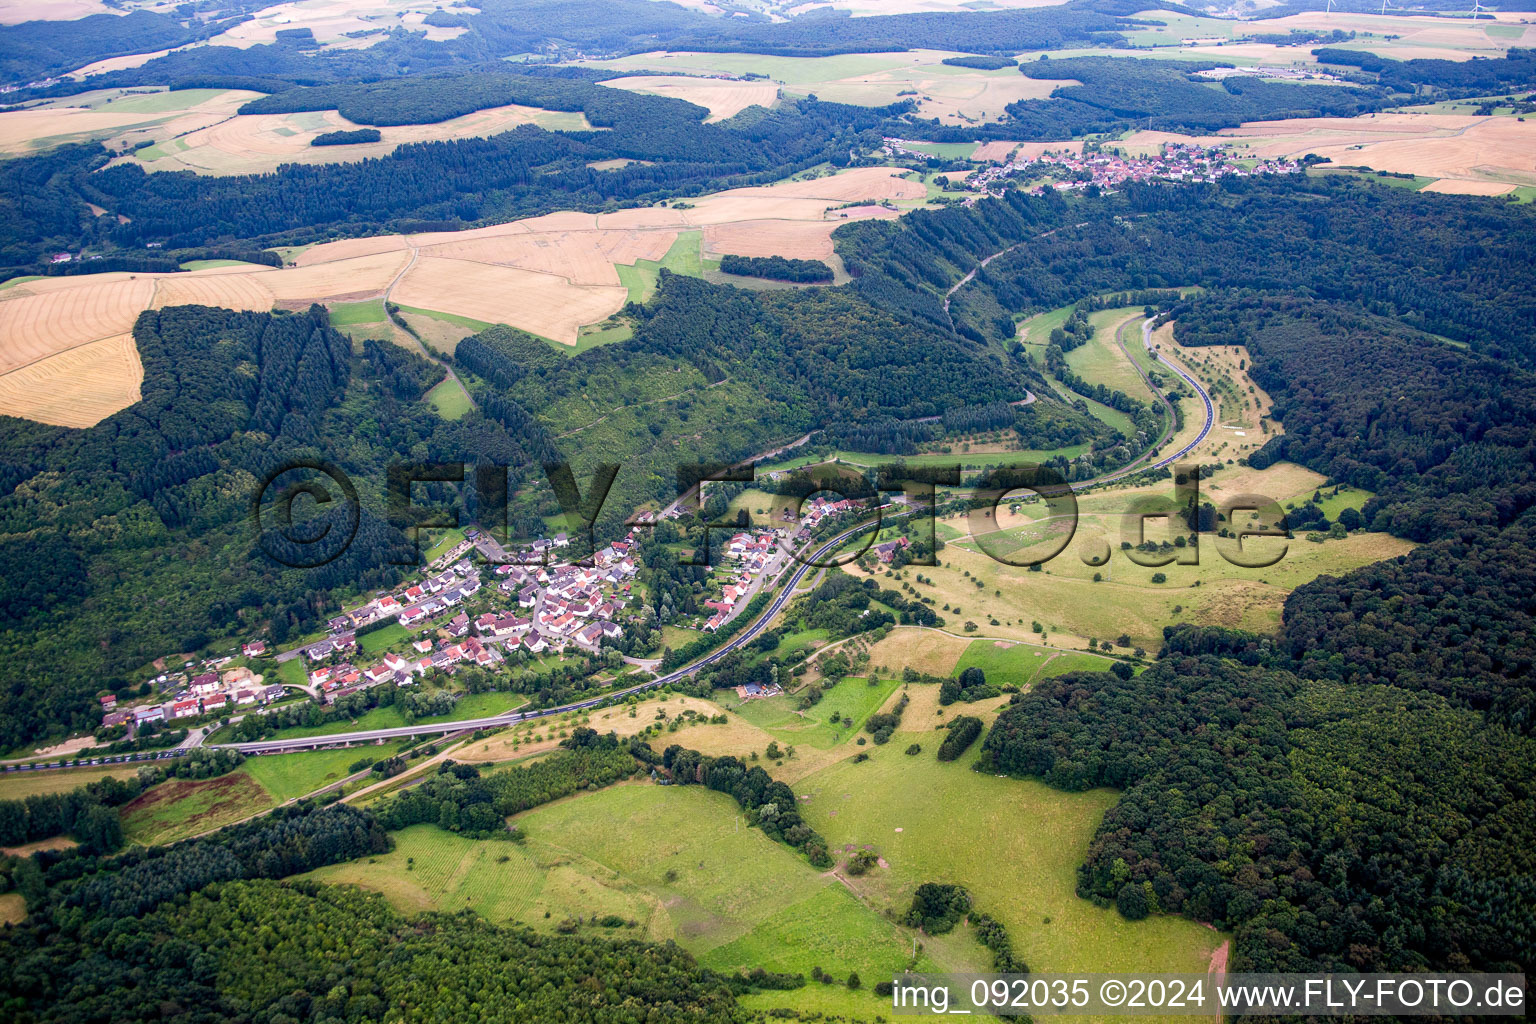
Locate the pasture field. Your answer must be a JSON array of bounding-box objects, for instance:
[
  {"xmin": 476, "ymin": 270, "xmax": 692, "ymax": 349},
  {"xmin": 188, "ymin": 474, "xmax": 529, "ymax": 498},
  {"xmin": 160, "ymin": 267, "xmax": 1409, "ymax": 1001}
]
[
  {"xmin": 0, "ymin": 764, "xmax": 140, "ymax": 800},
  {"xmin": 1063, "ymin": 307, "xmax": 1156, "ymax": 402},
  {"xmin": 953, "ymin": 638, "xmax": 1115, "ymax": 688},
  {"xmin": 865, "ymin": 462, "xmax": 1415, "ymax": 651},
  {"xmin": 309, "ymin": 784, "xmax": 960, "ymax": 1018},
  {"xmin": 327, "ymin": 298, "xmax": 387, "ymax": 326},
  {"xmin": 121, "ymin": 771, "xmax": 274, "ymax": 846},
  {"xmin": 758, "ymin": 442, "xmax": 1090, "ymax": 477},
  {"xmin": 797, "ymin": 740, "xmax": 1225, "ymax": 979},
  {"xmin": 727, "ymin": 675, "xmax": 902, "ymax": 750},
  {"xmin": 240, "ymin": 741, "xmax": 408, "ymax": 804},
  {"xmin": 247, "ymin": 691, "xmax": 528, "ymax": 744},
  {"xmin": 425, "ymin": 379, "xmax": 474, "ymax": 419},
  {"xmin": 864, "ymin": 627, "xmax": 969, "ymax": 678}
]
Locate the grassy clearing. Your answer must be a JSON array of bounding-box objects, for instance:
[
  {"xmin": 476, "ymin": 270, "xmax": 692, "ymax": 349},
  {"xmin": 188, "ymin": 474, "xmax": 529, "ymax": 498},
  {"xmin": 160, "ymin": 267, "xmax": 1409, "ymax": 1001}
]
[
  {"xmin": 952, "ymin": 638, "xmax": 1113, "ymax": 688},
  {"xmin": 421, "ymin": 525, "xmax": 467, "ymax": 562},
  {"xmin": 393, "ymin": 304, "xmax": 495, "ymax": 333},
  {"xmin": 328, "ymin": 298, "xmax": 388, "ymax": 326},
  {"xmin": 358, "ymin": 622, "xmax": 409, "ymax": 655},
  {"xmin": 241, "ymin": 741, "xmax": 407, "ymax": 804},
  {"xmin": 727, "ymin": 676, "xmax": 902, "ymax": 750},
  {"xmin": 0, "ymin": 765, "xmax": 140, "ymax": 800},
  {"xmin": 1064, "ymin": 308, "xmax": 1155, "ymax": 401},
  {"xmin": 797, "ymin": 730, "xmax": 1224, "ymax": 977},
  {"xmin": 179, "ymin": 258, "xmax": 262, "ymax": 271},
  {"xmin": 275, "ymin": 658, "xmax": 308, "ymax": 689},
  {"xmin": 309, "ymin": 782, "xmax": 945, "ymax": 1017},
  {"xmin": 0, "ymin": 893, "xmax": 25, "ymax": 924},
  {"xmin": 254, "ymin": 690, "xmax": 528, "ymax": 743},
  {"xmin": 121, "ymin": 772, "xmax": 274, "ymax": 846},
  {"xmin": 425, "ymin": 378, "xmax": 473, "ymax": 419}
]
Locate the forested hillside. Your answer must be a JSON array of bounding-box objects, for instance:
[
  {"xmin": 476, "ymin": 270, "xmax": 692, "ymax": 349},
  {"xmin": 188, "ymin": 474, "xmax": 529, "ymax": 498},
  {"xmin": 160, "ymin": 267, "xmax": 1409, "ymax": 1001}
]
[
  {"xmin": 837, "ymin": 175, "xmax": 1536, "ymax": 365},
  {"xmin": 0, "ymin": 306, "xmax": 539, "ymax": 750},
  {"xmin": 983, "ymin": 656, "xmax": 1536, "ymax": 975}
]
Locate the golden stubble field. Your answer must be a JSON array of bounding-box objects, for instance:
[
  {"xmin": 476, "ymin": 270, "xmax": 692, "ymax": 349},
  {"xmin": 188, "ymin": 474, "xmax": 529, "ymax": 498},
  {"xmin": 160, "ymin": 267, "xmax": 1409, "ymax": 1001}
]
[
  {"xmin": 0, "ymin": 166, "xmax": 924, "ymax": 426},
  {"xmin": 598, "ymin": 76, "xmax": 781, "ymax": 122}
]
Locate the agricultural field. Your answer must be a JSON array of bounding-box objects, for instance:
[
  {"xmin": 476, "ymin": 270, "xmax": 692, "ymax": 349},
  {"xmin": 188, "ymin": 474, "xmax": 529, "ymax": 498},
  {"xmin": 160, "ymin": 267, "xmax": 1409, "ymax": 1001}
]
[
  {"xmin": 308, "ymin": 785, "xmax": 965, "ymax": 1020},
  {"xmin": 598, "ymin": 76, "xmax": 780, "ymax": 121},
  {"xmin": 0, "ymin": 165, "xmax": 926, "ymax": 429},
  {"xmin": 361, "ymin": 681, "xmax": 1222, "ymax": 1015},
  {"xmin": 239, "ymin": 743, "xmax": 407, "ymax": 803},
  {"xmin": 0, "ymin": 87, "xmax": 262, "ymax": 158},
  {"xmin": 1063, "ymin": 307, "xmax": 1157, "ymax": 402},
  {"xmin": 726, "ymin": 675, "xmax": 903, "ymax": 750},
  {"xmin": 839, "ymin": 456, "xmax": 1414, "ymax": 652},
  {"xmin": 0, "ymin": 764, "xmax": 140, "ymax": 801},
  {"xmin": 120, "ymin": 771, "xmax": 274, "ymax": 846},
  {"xmin": 953, "ymin": 637, "xmax": 1116, "ymax": 688},
  {"xmin": 204, "ymin": 0, "xmax": 469, "ymax": 50},
  {"xmin": 125, "ymin": 102, "xmax": 591, "ymax": 176},
  {"xmin": 583, "ymin": 49, "xmax": 1072, "ymax": 125}
]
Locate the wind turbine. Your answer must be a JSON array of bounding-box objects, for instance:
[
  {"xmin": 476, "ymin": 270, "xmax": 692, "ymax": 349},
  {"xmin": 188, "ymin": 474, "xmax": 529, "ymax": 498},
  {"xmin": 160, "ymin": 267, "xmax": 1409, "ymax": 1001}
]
[
  {"xmin": 1470, "ymin": 0, "xmax": 1488, "ymax": 17},
  {"xmin": 1325, "ymin": 0, "xmax": 1336, "ymax": 15}
]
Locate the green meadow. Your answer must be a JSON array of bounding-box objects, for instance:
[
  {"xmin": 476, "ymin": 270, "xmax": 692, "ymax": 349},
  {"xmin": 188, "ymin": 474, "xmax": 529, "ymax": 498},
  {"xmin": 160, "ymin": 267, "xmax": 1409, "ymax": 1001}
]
[
  {"xmin": 726, "ymin": 676, "xmax": 902, "ymax": 749},
  {"xmin": 953, "ymin": 639, "xmax": 1115, "ymax": 688}
]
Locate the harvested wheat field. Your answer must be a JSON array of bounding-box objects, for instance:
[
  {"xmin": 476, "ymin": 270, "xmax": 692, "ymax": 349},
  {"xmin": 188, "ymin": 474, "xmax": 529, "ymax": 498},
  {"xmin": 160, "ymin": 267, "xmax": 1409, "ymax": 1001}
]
[
  {"xmin": 0, "ymin": 164, "xmax": 924, "ymax": 424},
  {"xmin": 1421, "ymin": 178, "xmax": 1515, "ymax": 196},
  {"xmin": 393, "ymin": 258, "xmax": 627, "ymax": 344},
  {"xmin": 703, "ymin": 219, "xmax": 845, "ymax": 261},
  {"xmin": 1263, "ymin": 11, "xmax": 1531, "ymax": 58},
  {"xmin": 416, "ymin": 229, "xmax": 676, "ymax": 287},
  {"xmin": 599, "ymin": 76, "xmax": 779, "ymax": 121},
  {"xmin": 0, "ymin": 276, "xmax": 156, "ymax": 375},
  {"xmin": 0, "ymin": 0, "xmax": 111, "ymax": 23},
  {"xmin": 152, "ymin": 269, "xmax": 276, "ymax": 311},
  {"xmin": 0, "ymin": 333, "xmax": 143, "ymax": 428},
  {"xmin": 0, "ymin": 88, "xmax": 261, "ymax": 158},
  {"xmin": 293, "ymin": 235, "xmax": 408, "ymax": 267},
  {"xmin": 264, "ymin": 250, "xmax": 411, "ymax": 305},
  {"xmin": 132, "ymin": 102, "xmax": 588, "ymax": 175},
  {"xmin": 207, "ymin": 0, "xmax": 452, "ymax": 50}
]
